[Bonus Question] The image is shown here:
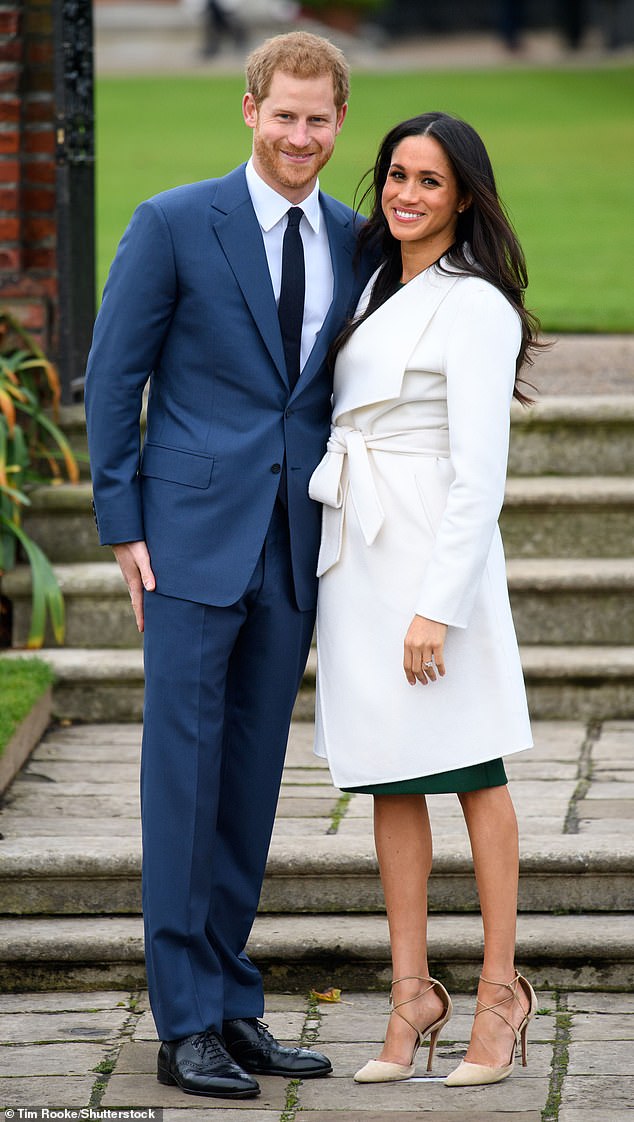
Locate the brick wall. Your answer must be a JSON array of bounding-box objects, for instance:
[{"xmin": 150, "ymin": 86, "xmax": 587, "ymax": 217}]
[{"xmin": 0, "ymin": 0, "xmax": 56, "ymax": 352}]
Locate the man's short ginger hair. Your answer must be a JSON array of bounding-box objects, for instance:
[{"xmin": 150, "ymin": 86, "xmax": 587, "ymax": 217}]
[{"xmin": 245, "ymin": 31, "xmax": 350, "ymax": 111}]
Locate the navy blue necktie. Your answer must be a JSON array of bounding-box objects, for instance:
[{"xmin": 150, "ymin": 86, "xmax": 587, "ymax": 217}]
[{"xmin": 278, "ymin": 207, "xmax": 305, "ymax": 390}]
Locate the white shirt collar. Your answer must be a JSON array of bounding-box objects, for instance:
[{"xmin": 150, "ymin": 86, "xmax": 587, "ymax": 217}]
[{"xmin": 245, "ymin": 157, "xmax": 321, "ymax": 234}]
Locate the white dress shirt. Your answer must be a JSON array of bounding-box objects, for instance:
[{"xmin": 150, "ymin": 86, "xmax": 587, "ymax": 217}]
[{"xmin": 245, "ymin": 157, "xmax": 334, "ymax": 373}]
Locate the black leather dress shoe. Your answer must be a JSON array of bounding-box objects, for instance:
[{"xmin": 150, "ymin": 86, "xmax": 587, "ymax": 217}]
[
  {"xmin": 223, "ymin": 1017, "xmax": 333, "ymax": 1078},
  {"xmin": 157, "ymin": 1029, "xmax": 260, "ymax": 1097}
]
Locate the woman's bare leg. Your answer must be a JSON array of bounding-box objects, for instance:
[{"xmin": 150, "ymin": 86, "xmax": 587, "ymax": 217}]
[
  {"xmin": 372, "ymin": 793, "xmax": 445, "ymax": 1064},
  {"xmin": 458, "ymin": 784, "xmax": 530, "ymax": 1067}
]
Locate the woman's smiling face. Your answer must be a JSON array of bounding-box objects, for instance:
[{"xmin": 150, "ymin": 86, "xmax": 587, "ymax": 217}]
[{"xmin": 381, "ymin": 133, "xmax": 468, "ymax": 265}]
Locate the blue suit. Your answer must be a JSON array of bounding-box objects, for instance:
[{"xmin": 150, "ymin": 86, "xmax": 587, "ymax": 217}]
[{"xmin": 85, "ymin": 165, "xmax": 373, "ymax": 1040}]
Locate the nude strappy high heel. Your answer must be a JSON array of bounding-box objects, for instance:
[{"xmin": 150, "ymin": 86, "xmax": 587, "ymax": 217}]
[
  {"xmin": 444, "ymin": 972, "xmax": 537, "ymax": 1087},
  {"xmin": 354, "ymin": 976, "xmax": 453, "ymax": 1083}
]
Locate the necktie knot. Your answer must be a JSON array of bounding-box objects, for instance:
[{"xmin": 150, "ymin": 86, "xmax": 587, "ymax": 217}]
[{"xmin": 286, "ymin": 206, "xmax": 303, "ymax": 228}]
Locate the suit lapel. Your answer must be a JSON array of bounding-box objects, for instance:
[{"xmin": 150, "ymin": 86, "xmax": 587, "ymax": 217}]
[
  {"xmin": 211, "ymin": 166, "xmax": 288, "ymax": 385},
  {"xmin": 211, "ymin": 173, "xmax": 362, "ymax": 394},
  {"xmin": 333, "ymin": 267, "xmax": 461, "ymax": 419}
]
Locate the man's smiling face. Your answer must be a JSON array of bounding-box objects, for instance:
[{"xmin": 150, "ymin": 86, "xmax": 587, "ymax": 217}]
[{"xmin": 243, "ymin": 70, "xmax": 347, "ymax": 203}]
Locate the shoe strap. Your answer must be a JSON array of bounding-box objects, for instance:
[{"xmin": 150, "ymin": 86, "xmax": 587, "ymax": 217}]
[
  {"xmin": 475, "ymin": 972, "xmax": 524, "ymax": 1043},
  {"xmin": 390, "ymin": 976, "xmax": 436, "ymax": 1010},
  {"xmin": 389, "ymin": 976, "xmax": 443, "ymax": 1039}
]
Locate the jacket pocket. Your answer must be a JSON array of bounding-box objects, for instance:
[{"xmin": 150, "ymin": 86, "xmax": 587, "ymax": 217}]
[
  {"xmin": 414, "ymin": 457, "xmax": 453, "ymax": 533},
  {"xmin": 140, "ymin": 442, "xmax": 215, "ymax": 489}
]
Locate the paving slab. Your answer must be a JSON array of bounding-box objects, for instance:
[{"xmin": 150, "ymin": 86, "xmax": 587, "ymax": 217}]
[
  {"xmin": 275, "ymin": 798, "xmax": 338, "ymax": 818},
  {"xmin": 289, "ymin": 1115, "xmax": 542, "ymax": 1122},
  {"xmin": 577, "ymin": 800, "xmax": 634, "ymax": 818},
  {"xmin": 0, "ymin": 991, "xmax": 131, "ymax": 1013},
  {"xmin": 297, "ymin": 1072, "xmax": 550, "ymax": 1111},
  {"xmin": 270, "ymin": 818, "xmax": 333, "ymax": 836},
  {"xmin": 567, "ymin": 992, "xmax": 634, "ymax": 1013},
  {"xmin": 0, "ymin": 1008, "xmax": 130, "ymax": 1043},
  {"xmin": 585, "ymin": 782, "xmax": 634, "ymax": 799},
  {"xmin": 0, "ymin": 1041, "xmax": 107, "ymax": 1075},
  {"xmin": 101, "ymin": 1072, "xmax": 290, "ymax": 1109},
  {"xmin": 0, "ymin": 816, "xmax": 142, "ymax": 837},
  {"xmin": 0, "ymin": 1075, "xmax": 95, "ymax": 1107},
  {"xmin": 567, "ymin": 1040, "xmax": 634, "ymax": 1074},
  {"xmin": 160, "ymin": 1113, "xmax": 279, "ymax": 1122},
  {"xmin": 20, "ymin": 761, "xmax": 140, "ymax": 783},
  {"xmin": 559, "ymin": 1113, "xmax": 632, "ymax": 1122},
  {"xmin": 559, "ymin": 1074, "xmax": 633, "ymax": 1109},
  {"xmin": 570, "ymin": 1014, "xmax": 634, "ymax": 1040}
]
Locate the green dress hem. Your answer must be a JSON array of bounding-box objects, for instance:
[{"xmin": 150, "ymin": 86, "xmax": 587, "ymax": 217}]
[{"xmin": 342, "ymin": 757, "xmax": 507, "ymax": 795}]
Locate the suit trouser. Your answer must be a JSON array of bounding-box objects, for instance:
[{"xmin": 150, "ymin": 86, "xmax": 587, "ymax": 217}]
[{"xmin": 140, "ymin": 499, "xmax": 315, "ymax": 1041}]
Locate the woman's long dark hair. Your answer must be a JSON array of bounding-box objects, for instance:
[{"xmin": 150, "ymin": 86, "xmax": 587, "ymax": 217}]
[{"xmin": 336, "ymin": 112, "xmax": 540, "ymax": 403}]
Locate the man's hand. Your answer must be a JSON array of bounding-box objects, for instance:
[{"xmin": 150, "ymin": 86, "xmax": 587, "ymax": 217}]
[
  {"xmin": 403, "ymin": 615, "xmax": 448, "ymax": 685},
  {"xmin": 112, "ymin": 541, "xmax": 156, "ymax": 632}
]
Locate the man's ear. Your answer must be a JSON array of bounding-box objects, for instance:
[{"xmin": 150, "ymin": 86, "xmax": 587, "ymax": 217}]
[
  {"xmin": 242, "ymin": 92, "xmax": 257, "ymax": 129},
  {"xmin": 335, "ymin": 102, "xmax": 348, "ymax": 135}
]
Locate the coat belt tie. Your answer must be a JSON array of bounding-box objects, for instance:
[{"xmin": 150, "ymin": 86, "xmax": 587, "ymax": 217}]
[{"xmin": 309, "ymin": 424, "xmax": 450, "ymax": 576}]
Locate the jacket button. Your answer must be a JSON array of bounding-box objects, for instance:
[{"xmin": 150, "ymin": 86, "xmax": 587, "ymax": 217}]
[{"xmin": 271, "ymin": 463, "xmax": 281, "ymax": 474}]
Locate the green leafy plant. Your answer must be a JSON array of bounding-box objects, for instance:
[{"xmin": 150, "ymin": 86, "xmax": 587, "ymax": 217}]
[{"xmin": 0, "ymin": 310, "xmax": 79, "ymax": 647}]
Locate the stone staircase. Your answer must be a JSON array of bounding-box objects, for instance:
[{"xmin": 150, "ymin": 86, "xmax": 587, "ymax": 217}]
[
  {"xmin": 1, "ymin": 718, "xmax": 633, "ymax": 993},
  {"xmin": 3, "ymin": 355, "xmax": 634, "ymax": 721}
]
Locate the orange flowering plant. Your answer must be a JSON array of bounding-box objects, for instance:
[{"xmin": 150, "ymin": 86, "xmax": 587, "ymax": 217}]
[{"xmin": 0, "ymin": 310, "xmax": 79, "ymax": 646}]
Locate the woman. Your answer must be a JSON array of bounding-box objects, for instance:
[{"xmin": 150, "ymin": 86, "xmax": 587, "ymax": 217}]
[{"xmin": 309, "ymin": 112, "xmax": 539, "ymax": 1088}]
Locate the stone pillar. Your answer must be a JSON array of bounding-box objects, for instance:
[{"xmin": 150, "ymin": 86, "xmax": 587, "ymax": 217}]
[
  {"xmin": 0, "ymin": 0, "xmax": 95, "ymax": 401},
  {"xmin": 0, "ymin": 0, "xmax": 57, "ymax": 349}
]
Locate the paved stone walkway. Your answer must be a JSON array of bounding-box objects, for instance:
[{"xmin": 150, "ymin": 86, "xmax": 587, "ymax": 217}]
[
  {"xmin": 1, "ymin": 719, "xmax": 633, "ymax": 1117},
  {"xmin": 1, "ymin": 986, "xmax": 633, "ymax": 1119}
]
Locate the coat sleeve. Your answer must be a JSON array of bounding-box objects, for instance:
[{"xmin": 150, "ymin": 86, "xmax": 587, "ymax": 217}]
[
  {"xmin": 414, "ymin": 282, "xmax": 521, "ymax": 628},
  {"xmin": 84, "ymin": 199, "xmax": 177, "ymax": 545}
]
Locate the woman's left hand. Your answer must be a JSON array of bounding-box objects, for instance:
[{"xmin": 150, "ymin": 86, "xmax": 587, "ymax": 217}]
[{"xmin": 403, "ymin": 615, "xmax": 448, "ymax": 685}]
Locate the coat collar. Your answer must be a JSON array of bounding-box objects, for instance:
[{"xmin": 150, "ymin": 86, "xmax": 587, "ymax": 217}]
[{"xmin": 333, "ymin": 265, "xmax": 461, "ymax": 420}]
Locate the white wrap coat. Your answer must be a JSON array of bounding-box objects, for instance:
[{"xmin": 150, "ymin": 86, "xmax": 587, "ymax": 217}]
[{"xmin": 309, "ymin": 263, "xmax": 532, "ymax": 789}]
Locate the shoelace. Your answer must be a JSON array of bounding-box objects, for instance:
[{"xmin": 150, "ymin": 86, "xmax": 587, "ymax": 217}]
[
  {"xmin": 251, "ymin": 1019, "xmax": 276, "ymax": 1045},
  {"xmin": 249, "ymin": 1019, "xmax": 298, "ymax": 1054},
  {"xmin": 191, "ymin": 1029, "xmax": 228, "ymax": 1061}
]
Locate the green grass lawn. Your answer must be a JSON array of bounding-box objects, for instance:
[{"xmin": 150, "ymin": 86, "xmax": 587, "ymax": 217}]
[
  {"xmin": 0, "ymin": 658, "xmax": 53, "ymax": 755},
  {"xmin": 96, "ymin": 66, "xmax": 634, "ymax": 332}
]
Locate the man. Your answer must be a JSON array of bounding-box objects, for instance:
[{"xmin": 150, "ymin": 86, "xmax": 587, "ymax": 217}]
[{"xmin": 85, "ymin": 32, "xmax": 374, "ymax": 1100}]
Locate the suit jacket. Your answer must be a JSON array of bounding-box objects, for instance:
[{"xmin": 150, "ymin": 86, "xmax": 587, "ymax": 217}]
[{"xmin": 85, "ymin": 165, "xmax": 374, "ymax": 611}]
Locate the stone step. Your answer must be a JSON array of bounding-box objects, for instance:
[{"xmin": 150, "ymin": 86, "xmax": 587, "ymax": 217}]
[
  {"xmin": 6, "ymin": 558, "xmax": 634, "ymax": 648},
  {"xmin": 5, "ymin": 563, "xmax": 143, "ymax": 649},
  {"xmin": 56, "ymin": 396, "xmax": 634, "ymax": 480},
  {"xmin": 1, "ymin": 835, "xmax": 632, "ymax": 917},
  {"xmin": 22, "ymin": 483, "xmax": 103, "ymax": 564},
  {"xmin": 0, "ymin": 912, "xmax": 630, "ymax": 992},
  {"xmin": 56, "ymin": 405, "xmax": 90, "ymax": 479},
  {"xmin": 508, "ymin": 394, "xmax": 634, "ymax": 476},
  {"xmin": 3, "ymin": 645, "xmax": 634, "ymax": 721},
  {"xmin": 21, "ymin": 475, "xmax": 634, "ymax": 564},
  {"xmin": 499, "ymin": 476, "xmax": 634, "ymax": 558},
  {"xmin": 507, "ymin": 558, "xmax": 634, "ymax": 645}
]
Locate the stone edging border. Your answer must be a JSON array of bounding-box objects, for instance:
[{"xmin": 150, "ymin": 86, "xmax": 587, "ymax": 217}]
[{"xmin": 0, "ymin": 686, "xmax": 52, "ymax": 795}]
